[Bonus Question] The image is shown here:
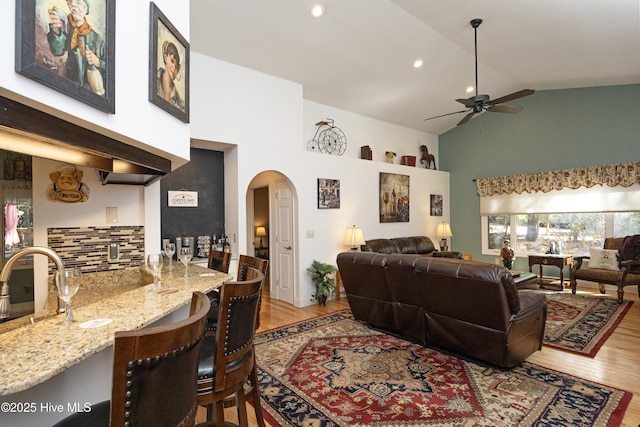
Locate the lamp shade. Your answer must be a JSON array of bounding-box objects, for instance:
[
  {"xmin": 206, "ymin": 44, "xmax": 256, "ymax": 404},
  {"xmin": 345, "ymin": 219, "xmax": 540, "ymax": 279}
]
[
  {"xmin": 344, "ymin": 225, "xmax": 366, "ymax": 250},
  {"xmin": 256, "ymin": 226, "xmax": 267, "ymax": 236},
  {"xmin": 436, "ymin": 222, "xmax": 453, "ymax": 238}
]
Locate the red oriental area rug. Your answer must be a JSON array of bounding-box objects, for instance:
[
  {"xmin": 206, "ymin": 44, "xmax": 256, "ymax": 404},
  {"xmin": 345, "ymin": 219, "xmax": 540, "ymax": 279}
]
[
  {"xmin": 543, "ymin": 292, "xmax": 633, "ymax": 357},
  {"xmin": 254, "ymin": 311, "xmax": 630, "ymax": 426}
]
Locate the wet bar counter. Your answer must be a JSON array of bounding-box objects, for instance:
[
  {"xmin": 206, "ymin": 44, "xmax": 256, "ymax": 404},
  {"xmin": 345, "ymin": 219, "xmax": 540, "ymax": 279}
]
[{"xmin": 0, "ymin": 263, "xmax": 230, "ymax": 426}]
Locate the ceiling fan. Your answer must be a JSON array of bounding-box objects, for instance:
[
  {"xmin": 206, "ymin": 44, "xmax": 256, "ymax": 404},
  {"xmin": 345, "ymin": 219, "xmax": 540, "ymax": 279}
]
[{"xmin": 425, "ymin": 19, "xmax": 535, "ymax": 126}]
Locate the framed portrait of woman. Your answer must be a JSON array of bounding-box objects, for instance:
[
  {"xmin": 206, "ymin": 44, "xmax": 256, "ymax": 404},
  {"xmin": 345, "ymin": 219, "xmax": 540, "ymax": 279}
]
[{"xmin": 149, "ymin": 2, "xmax": 189, "ymax": 123}]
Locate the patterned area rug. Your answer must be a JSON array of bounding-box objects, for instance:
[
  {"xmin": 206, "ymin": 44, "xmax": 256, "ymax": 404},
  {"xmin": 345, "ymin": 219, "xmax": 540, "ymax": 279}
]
[
  {"xmin": 255, "ymin": 311, "xmax": 630, "ymax": 426},
  {"xmin": 543, "ymin": 292, "xmax": 633, "ymax": 357}
]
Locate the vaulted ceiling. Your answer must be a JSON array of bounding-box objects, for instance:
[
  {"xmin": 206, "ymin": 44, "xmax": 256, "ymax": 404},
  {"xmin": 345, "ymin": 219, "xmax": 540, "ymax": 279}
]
[{"xmin": 190, "ymin": 0, "xmax": 640, "ymax": 135}]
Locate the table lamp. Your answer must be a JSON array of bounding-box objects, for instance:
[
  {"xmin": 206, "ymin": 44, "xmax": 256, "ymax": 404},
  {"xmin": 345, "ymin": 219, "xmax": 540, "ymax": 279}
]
[
  {"xmin": 436, "ymin": 222, "xmax": 453, "ymax": 251},
  {"xmin": 256, "ymin": 226, "xmax": 267, "ymax": 249},
  {"xmin": 344, "ymin": 225, "xmax": 366, "ymax": 251}
]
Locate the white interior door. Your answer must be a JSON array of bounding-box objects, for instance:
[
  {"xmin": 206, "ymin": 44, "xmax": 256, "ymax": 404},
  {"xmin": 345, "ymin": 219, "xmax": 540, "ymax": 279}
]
[{"xmin": 274, "ymin": 180, "xmax": 294, "ymax": 304}]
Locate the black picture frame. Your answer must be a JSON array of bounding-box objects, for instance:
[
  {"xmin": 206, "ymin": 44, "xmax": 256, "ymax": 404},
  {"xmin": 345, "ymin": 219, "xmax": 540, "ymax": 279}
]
[
  {"xmin": 15, "ymin": 0, "xmax": 116, "ymax": 113},
  {"xmin": 149, "ymin": 2, "xmax": 189, "ymax": 123},
  {"xmin": 317, "ymin": 178, "xmax": 340, "ymax": 209},
  {"xmin": 430, "ymin": 194, "xmax": 443, "ymax": 216},
  {"xmin": 379, "ymin": 173, "xmax": 410, "ymax": 223}
]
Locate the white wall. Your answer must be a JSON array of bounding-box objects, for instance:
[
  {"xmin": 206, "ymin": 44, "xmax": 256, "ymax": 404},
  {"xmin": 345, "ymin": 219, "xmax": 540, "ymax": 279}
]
[
  {"xmin": 190, "ymin": 54, "xmax": 449, "ymax": 306},
  {"xmin": 0, "ymin": 1, "xmax": 191, "ymax": 166},
  {"xmin": 2, "ymin": 2, "xmax": 190, "ymax": 309},
  {"xmin": 32, "ymin": 157, "xmax": 145, "ymax": 310}
]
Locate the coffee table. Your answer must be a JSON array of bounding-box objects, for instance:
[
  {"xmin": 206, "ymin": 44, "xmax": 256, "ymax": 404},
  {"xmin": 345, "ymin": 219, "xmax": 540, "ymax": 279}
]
[{"xmin": 511, "ymin": 271, "xmax": 538, "ymax": 289}]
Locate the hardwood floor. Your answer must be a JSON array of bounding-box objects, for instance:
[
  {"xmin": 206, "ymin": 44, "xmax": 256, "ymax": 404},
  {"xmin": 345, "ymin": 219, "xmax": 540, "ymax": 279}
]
[{"xmin": 198, "ymin": 284, "xmax": 640, "ymax": 426}]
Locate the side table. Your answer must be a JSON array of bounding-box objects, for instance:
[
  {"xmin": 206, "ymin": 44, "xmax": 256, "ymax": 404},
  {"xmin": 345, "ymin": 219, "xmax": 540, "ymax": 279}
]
[{"xmin": 528, "ymin": 254, "xmax": 573, "ymax": 290}]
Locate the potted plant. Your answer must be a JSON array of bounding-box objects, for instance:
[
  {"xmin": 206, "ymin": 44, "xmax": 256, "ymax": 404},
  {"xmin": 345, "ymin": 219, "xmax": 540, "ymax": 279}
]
[{"xmin": 307, "ymin": 260, "xmax": 337, "ymax": 305}]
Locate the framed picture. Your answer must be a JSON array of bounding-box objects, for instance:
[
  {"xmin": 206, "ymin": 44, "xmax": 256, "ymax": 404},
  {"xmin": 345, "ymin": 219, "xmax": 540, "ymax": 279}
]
[
  {"xmin": 379, "ymin": 173, "xmax": 410, "ymax": 223},
  {"xmin": 430, "ymin": 194, "xmax": 443, "ymax": 216},
  {"xmin": 149, "ymin": 2, "xmax": 189, "ymax": 123},
  {"xmin": 317, "ymin": 178, "xmax": 340, "ymax": 209},
  {"xmin": 15, "ymin": 0, "xmax": 116, "ymax": 113}
]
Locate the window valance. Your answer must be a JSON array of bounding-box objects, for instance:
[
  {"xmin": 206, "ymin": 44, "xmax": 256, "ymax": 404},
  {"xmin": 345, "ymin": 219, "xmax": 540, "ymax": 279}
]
[{"xmin": 476, "ymin": 162, "xmax": 640, "ymax": 196}]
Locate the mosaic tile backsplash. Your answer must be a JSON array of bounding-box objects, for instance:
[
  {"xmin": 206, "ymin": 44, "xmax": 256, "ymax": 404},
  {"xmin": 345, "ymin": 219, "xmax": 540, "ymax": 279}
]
[{"xmin": 47, "ymin": 226, "xmax": 145, "ymax": 274}]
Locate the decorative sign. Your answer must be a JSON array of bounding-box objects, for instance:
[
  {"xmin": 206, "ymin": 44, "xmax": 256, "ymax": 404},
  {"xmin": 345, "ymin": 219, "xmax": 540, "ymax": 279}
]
[
  {"xmin": 168, "ymin": 190, "xmax": 198, "ymax": 207},
  {"xmin": 48, "ymin": 165, "xmax": 90, "ymax": 203}
]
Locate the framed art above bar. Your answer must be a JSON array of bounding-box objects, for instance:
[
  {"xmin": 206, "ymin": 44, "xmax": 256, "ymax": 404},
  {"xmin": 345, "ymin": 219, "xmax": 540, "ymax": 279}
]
[
  {"xmin": 15, "ymin": 0, "xmax": 116, "ymax": 113},
  {"xmin": 149, "ymin": 2, "xmax": 190, "ymax": 123}
]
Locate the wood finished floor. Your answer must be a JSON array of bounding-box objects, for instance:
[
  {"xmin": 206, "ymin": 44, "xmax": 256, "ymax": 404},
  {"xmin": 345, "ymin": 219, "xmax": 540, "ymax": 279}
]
[{"xmin": 197, "ymin": 284, "xmax": 640, "ymax": 426}]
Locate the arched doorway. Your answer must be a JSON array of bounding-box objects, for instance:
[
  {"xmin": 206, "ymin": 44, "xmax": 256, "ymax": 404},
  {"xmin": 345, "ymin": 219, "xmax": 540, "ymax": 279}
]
[{"xmin": 247, "ymin": 171, "xmax": 298, "ymax": 305}]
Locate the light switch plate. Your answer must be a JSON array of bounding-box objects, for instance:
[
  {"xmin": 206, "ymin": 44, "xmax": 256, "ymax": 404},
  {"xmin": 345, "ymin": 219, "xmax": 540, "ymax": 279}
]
[{"xmin": 106, "ymin": 207, "xmax": 118, "ymax": 223}]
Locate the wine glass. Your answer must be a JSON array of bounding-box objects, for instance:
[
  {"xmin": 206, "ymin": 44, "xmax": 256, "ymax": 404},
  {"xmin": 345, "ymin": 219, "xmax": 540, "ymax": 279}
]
[
  {"xmin": 164, "ymin": 242, "xmax": 176, "ymax": 269},
  {"xmin": 147, "ymin": 253, "xmax": 163, "ymax": 291},
  {"xmin": 56, "ymin": 268, "xmax": 81, "ymax": 323},
  {"xmin": 179, "ymin": 247, "xmax": 193, "ymax": 278}
]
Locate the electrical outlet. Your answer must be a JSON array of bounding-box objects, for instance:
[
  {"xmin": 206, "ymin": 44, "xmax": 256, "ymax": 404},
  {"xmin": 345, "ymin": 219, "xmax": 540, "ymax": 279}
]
[
  {"xmin": 108, "ymin": 243, "xmax": 120, "ymax": 261},
  {"xmin": 306, "ymin": 230, "xmax": 315, "ymax": 238}
]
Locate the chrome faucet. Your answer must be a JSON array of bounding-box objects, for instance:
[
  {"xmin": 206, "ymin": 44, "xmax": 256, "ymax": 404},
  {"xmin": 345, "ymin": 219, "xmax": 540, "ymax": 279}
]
[{"xmin": 0, "ymin": 247, "xmax": 66, "ymax": 320}]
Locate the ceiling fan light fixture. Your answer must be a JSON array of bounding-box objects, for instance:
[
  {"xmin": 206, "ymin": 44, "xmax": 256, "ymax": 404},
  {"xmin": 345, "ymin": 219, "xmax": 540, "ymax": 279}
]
[
  {"xmin": 423, "ymin": 17, "xmax": 534, "ymax": 126},
  {"xmin": 413, "ymin": 59, "xmax": 424, "ymax": 69},
  {"xmin": 310, "ymin": 4, "xmax": 326, "ymax": 18}
]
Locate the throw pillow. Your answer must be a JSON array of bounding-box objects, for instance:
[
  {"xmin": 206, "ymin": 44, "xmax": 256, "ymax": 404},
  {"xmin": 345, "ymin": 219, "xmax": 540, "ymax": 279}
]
[
  {"xmin": 618, "ymin": 234, "xmax": 640, "ymax": 274},
  {"xmin": 588, "ymin": 248, "xmax": 619, "ymax": 270}
]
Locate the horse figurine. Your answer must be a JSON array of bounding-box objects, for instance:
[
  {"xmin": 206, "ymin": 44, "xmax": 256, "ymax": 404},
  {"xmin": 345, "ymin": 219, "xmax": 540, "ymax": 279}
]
[{"xmin": 420, "ymin": 145, "xmax": 436, "ymax": 170}]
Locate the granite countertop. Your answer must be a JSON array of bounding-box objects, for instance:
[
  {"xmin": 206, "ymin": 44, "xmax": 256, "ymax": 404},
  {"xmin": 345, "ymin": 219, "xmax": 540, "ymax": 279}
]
[{"xmin": 0, "ymin": 263, "xmax": 231, "ymax": 396}]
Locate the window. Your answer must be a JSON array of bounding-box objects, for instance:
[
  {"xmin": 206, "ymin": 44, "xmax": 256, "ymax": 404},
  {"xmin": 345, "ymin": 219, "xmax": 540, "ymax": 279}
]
[{"xmin": 483, "ymin": 212, "xmax": 640, "ymax": 255}]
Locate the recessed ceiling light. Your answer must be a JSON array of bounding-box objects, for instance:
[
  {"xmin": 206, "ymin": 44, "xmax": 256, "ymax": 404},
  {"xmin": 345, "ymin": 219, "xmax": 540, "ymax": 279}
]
[
  {"xmin": 310, "ymin": 4, "xmax": 326, "ymax": 18},
  {"xmin": 466, "ymin": 86, "xmax": 474, "ymax": 93},
  {"xmin": 413, "ymin": 59, "xmax": 424, "ymax": 69}
]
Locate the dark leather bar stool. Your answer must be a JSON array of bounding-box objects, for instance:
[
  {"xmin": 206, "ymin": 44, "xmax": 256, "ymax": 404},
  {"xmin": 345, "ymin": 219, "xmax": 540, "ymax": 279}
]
[
  {"xmin": 53, "ymin": 291, "xmax": 210, "ymax": 427},
  {"xmin": 196, "ymin": 267, "xmax": 264, "ymax": 426}
]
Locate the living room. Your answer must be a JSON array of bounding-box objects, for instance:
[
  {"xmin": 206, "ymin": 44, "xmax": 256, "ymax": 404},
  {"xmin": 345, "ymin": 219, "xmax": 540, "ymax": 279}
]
[{"xmin": 1, "ymin": 2, "xmax": 639, "ymax": 425}]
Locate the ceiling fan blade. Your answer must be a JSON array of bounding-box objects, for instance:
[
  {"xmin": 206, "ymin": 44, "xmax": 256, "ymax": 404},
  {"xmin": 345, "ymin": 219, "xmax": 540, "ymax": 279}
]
[
  {"xmin": 491, "ymin": 89, "xmax": 535, "ymax": 105},
  {"xmin": 456, "ymin": 98, "xmax": 476, "ymax": 108},
  {"xmin": 424, "ymin": 109, "xmax": 470, "ymax": 121},
  {"xmin": 457, "ymin": 111, "xmax": 476, "ymax": 126},
  {"xmin": 487, "ymin": 105, "xmax": 523, "ymax": 114}
]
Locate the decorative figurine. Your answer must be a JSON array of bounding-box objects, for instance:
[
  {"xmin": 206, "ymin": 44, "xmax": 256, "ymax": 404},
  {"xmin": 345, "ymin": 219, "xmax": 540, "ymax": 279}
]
[
  {"xmin": 500, "ymin": 239, "xmax": 515, "ymax": 270},
  {"xmin": 385, "ymin": 151, "xmax": 396, "ymax": 163},
  {"xmin": 420, "ymin": 145, "xmax": 437, "ymax": 170}
]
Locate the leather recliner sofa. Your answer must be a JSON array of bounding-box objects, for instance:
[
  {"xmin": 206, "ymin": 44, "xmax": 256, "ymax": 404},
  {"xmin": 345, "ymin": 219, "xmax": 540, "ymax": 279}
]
[
  {"xmin": 361, "ymin": 235, "xmax": 462, "ymax": 258},
  {"xmin": 336, "ymin": 251, "xmax": 547, "ymax": 368}
]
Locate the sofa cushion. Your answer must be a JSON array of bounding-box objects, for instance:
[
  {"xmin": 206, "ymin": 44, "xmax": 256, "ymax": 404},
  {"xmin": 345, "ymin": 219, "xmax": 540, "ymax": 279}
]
[{"xmin": 588, "ymin": 248, "xmax": 619, "ymax": 270}]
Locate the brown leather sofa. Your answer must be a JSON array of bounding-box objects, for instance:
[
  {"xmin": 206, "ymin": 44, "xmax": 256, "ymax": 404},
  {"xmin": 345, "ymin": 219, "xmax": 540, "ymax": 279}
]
[
  {"xmin": 336, "ymin": 252, "xmax": 547, "ymax": 368},
  {"xmin": 361, "ymin": 235, "xmax": 462, "ymax": 258}
]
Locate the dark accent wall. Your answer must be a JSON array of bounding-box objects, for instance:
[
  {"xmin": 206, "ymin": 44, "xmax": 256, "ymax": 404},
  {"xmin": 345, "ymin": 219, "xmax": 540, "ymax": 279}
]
[
  {"xmin": 161, "ymin": 148, "xmax": 225, "ymax": 243},
  {"xmin": 439, "ymin": 84, "xmax": 640, "ymax": 269}
]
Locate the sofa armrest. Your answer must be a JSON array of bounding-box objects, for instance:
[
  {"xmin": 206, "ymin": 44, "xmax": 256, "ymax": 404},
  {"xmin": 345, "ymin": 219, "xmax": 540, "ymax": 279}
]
[
  {"xmin": 512, "ymin": 290, "xmax": 546, "ymax": 320},
  {"xmin": 620, "ymin": 259, "xmax": 640, "ymax": 276},
  {"xmin": 433, "ymin": 251, "xmax": 462, "ymax": 259}
]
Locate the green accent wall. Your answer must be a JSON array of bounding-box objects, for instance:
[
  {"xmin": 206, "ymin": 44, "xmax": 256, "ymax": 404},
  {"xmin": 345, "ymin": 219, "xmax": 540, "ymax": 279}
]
[{"xmin": 439, "ymin": 84, "xmax": 640, "ymax": 270}]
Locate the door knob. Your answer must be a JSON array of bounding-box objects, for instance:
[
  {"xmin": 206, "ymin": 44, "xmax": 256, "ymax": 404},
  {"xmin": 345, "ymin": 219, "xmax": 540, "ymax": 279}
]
[{"xmin": 284, "ymin": 246, "xmax": 292, "ymax": 250}]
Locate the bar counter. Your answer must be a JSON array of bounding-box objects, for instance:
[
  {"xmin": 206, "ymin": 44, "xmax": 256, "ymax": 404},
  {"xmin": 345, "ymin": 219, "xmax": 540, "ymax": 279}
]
[{"xmin": 0, "ymin": 263, "xmax": 230, "ymax": 396}]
